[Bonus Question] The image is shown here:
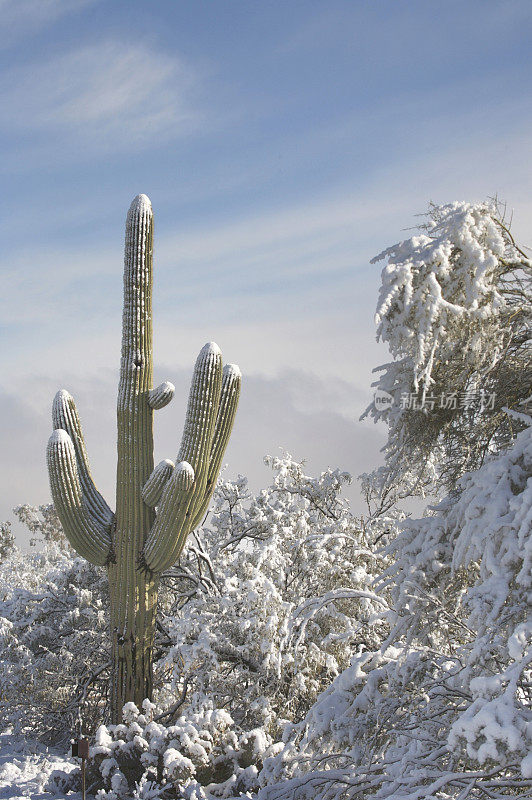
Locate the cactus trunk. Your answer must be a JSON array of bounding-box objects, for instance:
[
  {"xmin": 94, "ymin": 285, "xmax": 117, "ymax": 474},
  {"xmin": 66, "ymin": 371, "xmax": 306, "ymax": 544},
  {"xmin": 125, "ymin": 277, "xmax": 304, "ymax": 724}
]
[
  {"xmin": 109, "ymin": 194, "xmax": 157, "ymax": 720},
  {"xmin": 47, "ymin": 194, "xmax": 241, "ymax": 725}
]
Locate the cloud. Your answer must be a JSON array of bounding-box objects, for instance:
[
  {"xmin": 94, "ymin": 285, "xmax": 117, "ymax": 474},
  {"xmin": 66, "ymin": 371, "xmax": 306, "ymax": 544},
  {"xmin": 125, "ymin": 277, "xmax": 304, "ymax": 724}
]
[
  {"xmin": 0, "ymin": 39, "xmax": 200, "ymax": 155},
  {"xmin": 3, "ymin": 115, "xmax": 531, "ymax": 391},
  {"xmin": 0, "ymin": 0, "xmax": 98, "ymax": 46},
  {"xmin": 157, "ymin": 194, "xmax": 386, "ymax": 279},
  {"xmin": 0, "ymin": 368, "xmax": 386, "ymax": 548},
  {"xmin": 0, "ymin": 186, "xmax": 388, "ymax": 340}
]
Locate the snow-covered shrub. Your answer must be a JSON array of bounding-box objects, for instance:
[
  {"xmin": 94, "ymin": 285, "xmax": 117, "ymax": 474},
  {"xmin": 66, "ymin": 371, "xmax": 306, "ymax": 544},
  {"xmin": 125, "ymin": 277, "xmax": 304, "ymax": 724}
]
[
  {"xmin": 59, "ymin": 699, "xmax": 276, "ymax": 799},
  {"xmin": 0, "ymin": 729, "xmax": 78, "ymax": 798},
  {"xmin": 362, "ymin": 200, "xmax": 531, "ymax": 498},
  {"xmin": 3, "ymin": 455, "xmax": 384, "ymax": 794},
  {"xmin": 155, "ymin": 455, "xmax": 386, "ymax": 744},
  {"xmin": 0, "ymin": 508, "xmax": 110, "ymax": 744},
  {"xmin": 13, "ymin": 503, "xmax": 69, "ymax": 549},
  {"xmin": 258, "ymin": 421, "xmax": 532, "ymax": 799},
  {"xmin": 61, "ymin": 454, "xmax": 384, "ymax": 798},
  {"xmin": 0, "ymin": 521, "xmax": 16, "ymax": 561}
]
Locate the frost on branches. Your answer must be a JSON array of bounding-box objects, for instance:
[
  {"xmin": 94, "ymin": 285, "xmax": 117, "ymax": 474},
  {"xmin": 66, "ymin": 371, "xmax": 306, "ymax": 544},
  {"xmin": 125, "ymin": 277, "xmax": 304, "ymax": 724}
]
[
  {"xmin": 362, "ymin": 201, "xmax": 531, "ymax": 502},
  {"xmin": 1, "ymin": 438, "xmax": 530, "ymax": 799},
  {"xmin": 259, "ymin": 420, "xmax": 532, "ymax": 800},
  {"xmin": 0, "ymin": 521, "xmax": 15, "ymax": 561},
  {"xmin": 155, "ymin": 455, "xmax": 386, "ymax": 737},
  {"xmin": 1, "ymin": 456, "xmax": 386, "ymax": 798},
  {"xmin": 134, "ymin": 453, "xmax": 385, "ymax": 798},
  {"xmin": 0, "ymin": 505, "xmax": 110, "ymax": 744}
]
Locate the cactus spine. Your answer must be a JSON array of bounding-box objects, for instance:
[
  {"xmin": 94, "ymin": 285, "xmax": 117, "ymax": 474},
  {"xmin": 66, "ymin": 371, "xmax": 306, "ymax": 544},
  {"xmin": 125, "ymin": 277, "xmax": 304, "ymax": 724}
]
[{"xmin": 46, "ymin": 195, "xmax": 241, "ymax": 722}]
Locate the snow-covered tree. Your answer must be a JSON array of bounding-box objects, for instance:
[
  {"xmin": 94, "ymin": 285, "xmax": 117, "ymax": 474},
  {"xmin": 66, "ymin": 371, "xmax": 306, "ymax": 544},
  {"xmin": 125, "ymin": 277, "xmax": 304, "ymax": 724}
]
[
  {"xmin": 0, "ymin": 510, "xmax": 110, "ymax": 744},
  {"xmin": 155, "ymin": 455, "xmax": 385, "ymax": 738},
  {"xmin": 13, "ymin": 502, "xmax": 69, "ymax": 549},
  {"xmin": 1, "ymin": 454, "xmax": 384, "ymax": 796},
  {"xmin": 0, "ymin": 521, "xmax": 15, "ymax": 561},
  {"xmin": 258, "ymin": 417, "xmax": 532, "ymax": 800},
  {"xmin": 362, "ymin": 201, "xmax": 531, "ymax": 504}
]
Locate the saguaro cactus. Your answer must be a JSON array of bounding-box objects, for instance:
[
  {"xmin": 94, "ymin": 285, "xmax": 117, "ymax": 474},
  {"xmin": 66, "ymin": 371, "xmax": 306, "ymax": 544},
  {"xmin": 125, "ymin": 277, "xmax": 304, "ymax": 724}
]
[{"xmin": 46, "ymin": 195, "xmax": 241, "ymax": 722}]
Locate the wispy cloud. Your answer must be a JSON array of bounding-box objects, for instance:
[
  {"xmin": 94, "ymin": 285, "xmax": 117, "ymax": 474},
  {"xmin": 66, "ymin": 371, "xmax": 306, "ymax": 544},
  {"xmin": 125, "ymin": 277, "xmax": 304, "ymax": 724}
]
[
  {"xmin": 1, "ymin": 0, "xmax": 98, "ymax": 46},
  {"xmin": 3, "ymin": 119, "xmax": 531, "ymax": 386},
  {"xmin": 0, "ymin": 39, "xmax": 200, "ymax": 155}
]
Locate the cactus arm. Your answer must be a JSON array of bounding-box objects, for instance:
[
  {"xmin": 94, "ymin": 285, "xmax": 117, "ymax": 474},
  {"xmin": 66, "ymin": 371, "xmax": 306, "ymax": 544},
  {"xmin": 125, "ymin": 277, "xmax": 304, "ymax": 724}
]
[
  {"xmin": 169, "ymin": 342, "xmax": 222, "ymax": 551},
  {"xmin": 142, "ymin": 459, "xmax": 175, "ymax": 507},
  {"xmin": 52, "ymin": 389, "xmax": 114, "ymax": 530},
  {"xmin": 148, "ymin": 381, "xmax": 175, "ymax": 409},
  {"xmin": 177, "ymin": 342, "xmax": 223, "ymax": 520},
  {"xmin": 141, "ymin": 341, "xmax": 222, "ymax": 572},
  {"xmin": 142, "ymin": 461, "xmax": 195, "ymax": 572},
  {"xmin": 188, "ymin": 363, "xmax": 241, "ymax": 530},
  {"xmin": 46, "ymin": 429, "xmax": 112, "ymax": 566}
]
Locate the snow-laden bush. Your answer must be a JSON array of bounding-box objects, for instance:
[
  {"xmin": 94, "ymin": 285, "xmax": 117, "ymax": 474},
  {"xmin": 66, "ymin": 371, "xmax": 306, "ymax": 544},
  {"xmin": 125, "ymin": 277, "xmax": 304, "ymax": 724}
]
[
  {"xmin": 90, "ymin": 453, "xmax": 384, "ymax": 798},
  {"xmin": 0, "ymin": 729, "xmax": 78, "ymax": 798},
  {"xmin": 362, "ymin": 200, "xmax": 531, "ymax": 500},
  {"xmin": 0, "ymin": 521, "xmax": 16, "ymax": 561},
  {"xmin": 155, "ymin": 455, "xmax": 386, "ymax": 743},
  {"xmin": 57, "ymin": 698, "xmax": 276, "ymax": 799},
  {"xmin": 0, "ymin": 506, "xmax": 110, "ymax": 744},
  {"xmin": 70, "ymin": 447, "xmax": 385, "ymax": 799},
  {"xmin": 258, "ymin": 420, "xmax": 532, "ymax": 799},
  {"xmin": 2, "ymin": 456, "xmax": 384, "ymax": 795}
]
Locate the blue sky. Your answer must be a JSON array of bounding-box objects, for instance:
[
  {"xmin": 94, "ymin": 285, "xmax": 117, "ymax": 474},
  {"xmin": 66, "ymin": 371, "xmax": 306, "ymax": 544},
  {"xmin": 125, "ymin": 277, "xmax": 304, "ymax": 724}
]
[{"xmin": 1, "ymin": 0, "xmax": 531, "ymax": 538}]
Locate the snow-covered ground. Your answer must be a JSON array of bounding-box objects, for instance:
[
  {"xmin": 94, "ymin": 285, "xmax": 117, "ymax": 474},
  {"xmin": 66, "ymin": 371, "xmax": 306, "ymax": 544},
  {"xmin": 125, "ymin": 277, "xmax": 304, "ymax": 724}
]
[{"xmin": 0, "ymin": 731, "xmax": 78, "ymax": 800}]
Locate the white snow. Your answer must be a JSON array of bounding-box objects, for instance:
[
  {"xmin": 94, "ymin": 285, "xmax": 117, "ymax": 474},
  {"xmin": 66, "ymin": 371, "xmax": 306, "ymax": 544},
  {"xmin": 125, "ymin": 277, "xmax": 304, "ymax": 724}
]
[
  {"xmin": 175, "ymin": 461, "xmax": 194, "ymax": 479},
  {"xmin": 223, "ymin": 363, "xmax": 241, "ymax": 379},
  {"xmin": 48, "ymin": 429, "xmax": 72, "ymax": 446},
  {"xmin": 128, "ymin": 194, "xmax": 152, "ymax": 215},
  {"xmin": 0, "ymin": 730, "xmax": 78, "ymax": 800},
  {"xmin": 199, "ymin": 342, "xmax": 221, "ymax": 357}
]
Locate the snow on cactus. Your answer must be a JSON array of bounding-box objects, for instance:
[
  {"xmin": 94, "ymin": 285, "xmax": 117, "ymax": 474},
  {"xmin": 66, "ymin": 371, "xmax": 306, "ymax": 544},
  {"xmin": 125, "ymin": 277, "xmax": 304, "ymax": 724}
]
[{"xmin": 45, "ymin": 195, "xmax": 241, "ymax": 721}]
